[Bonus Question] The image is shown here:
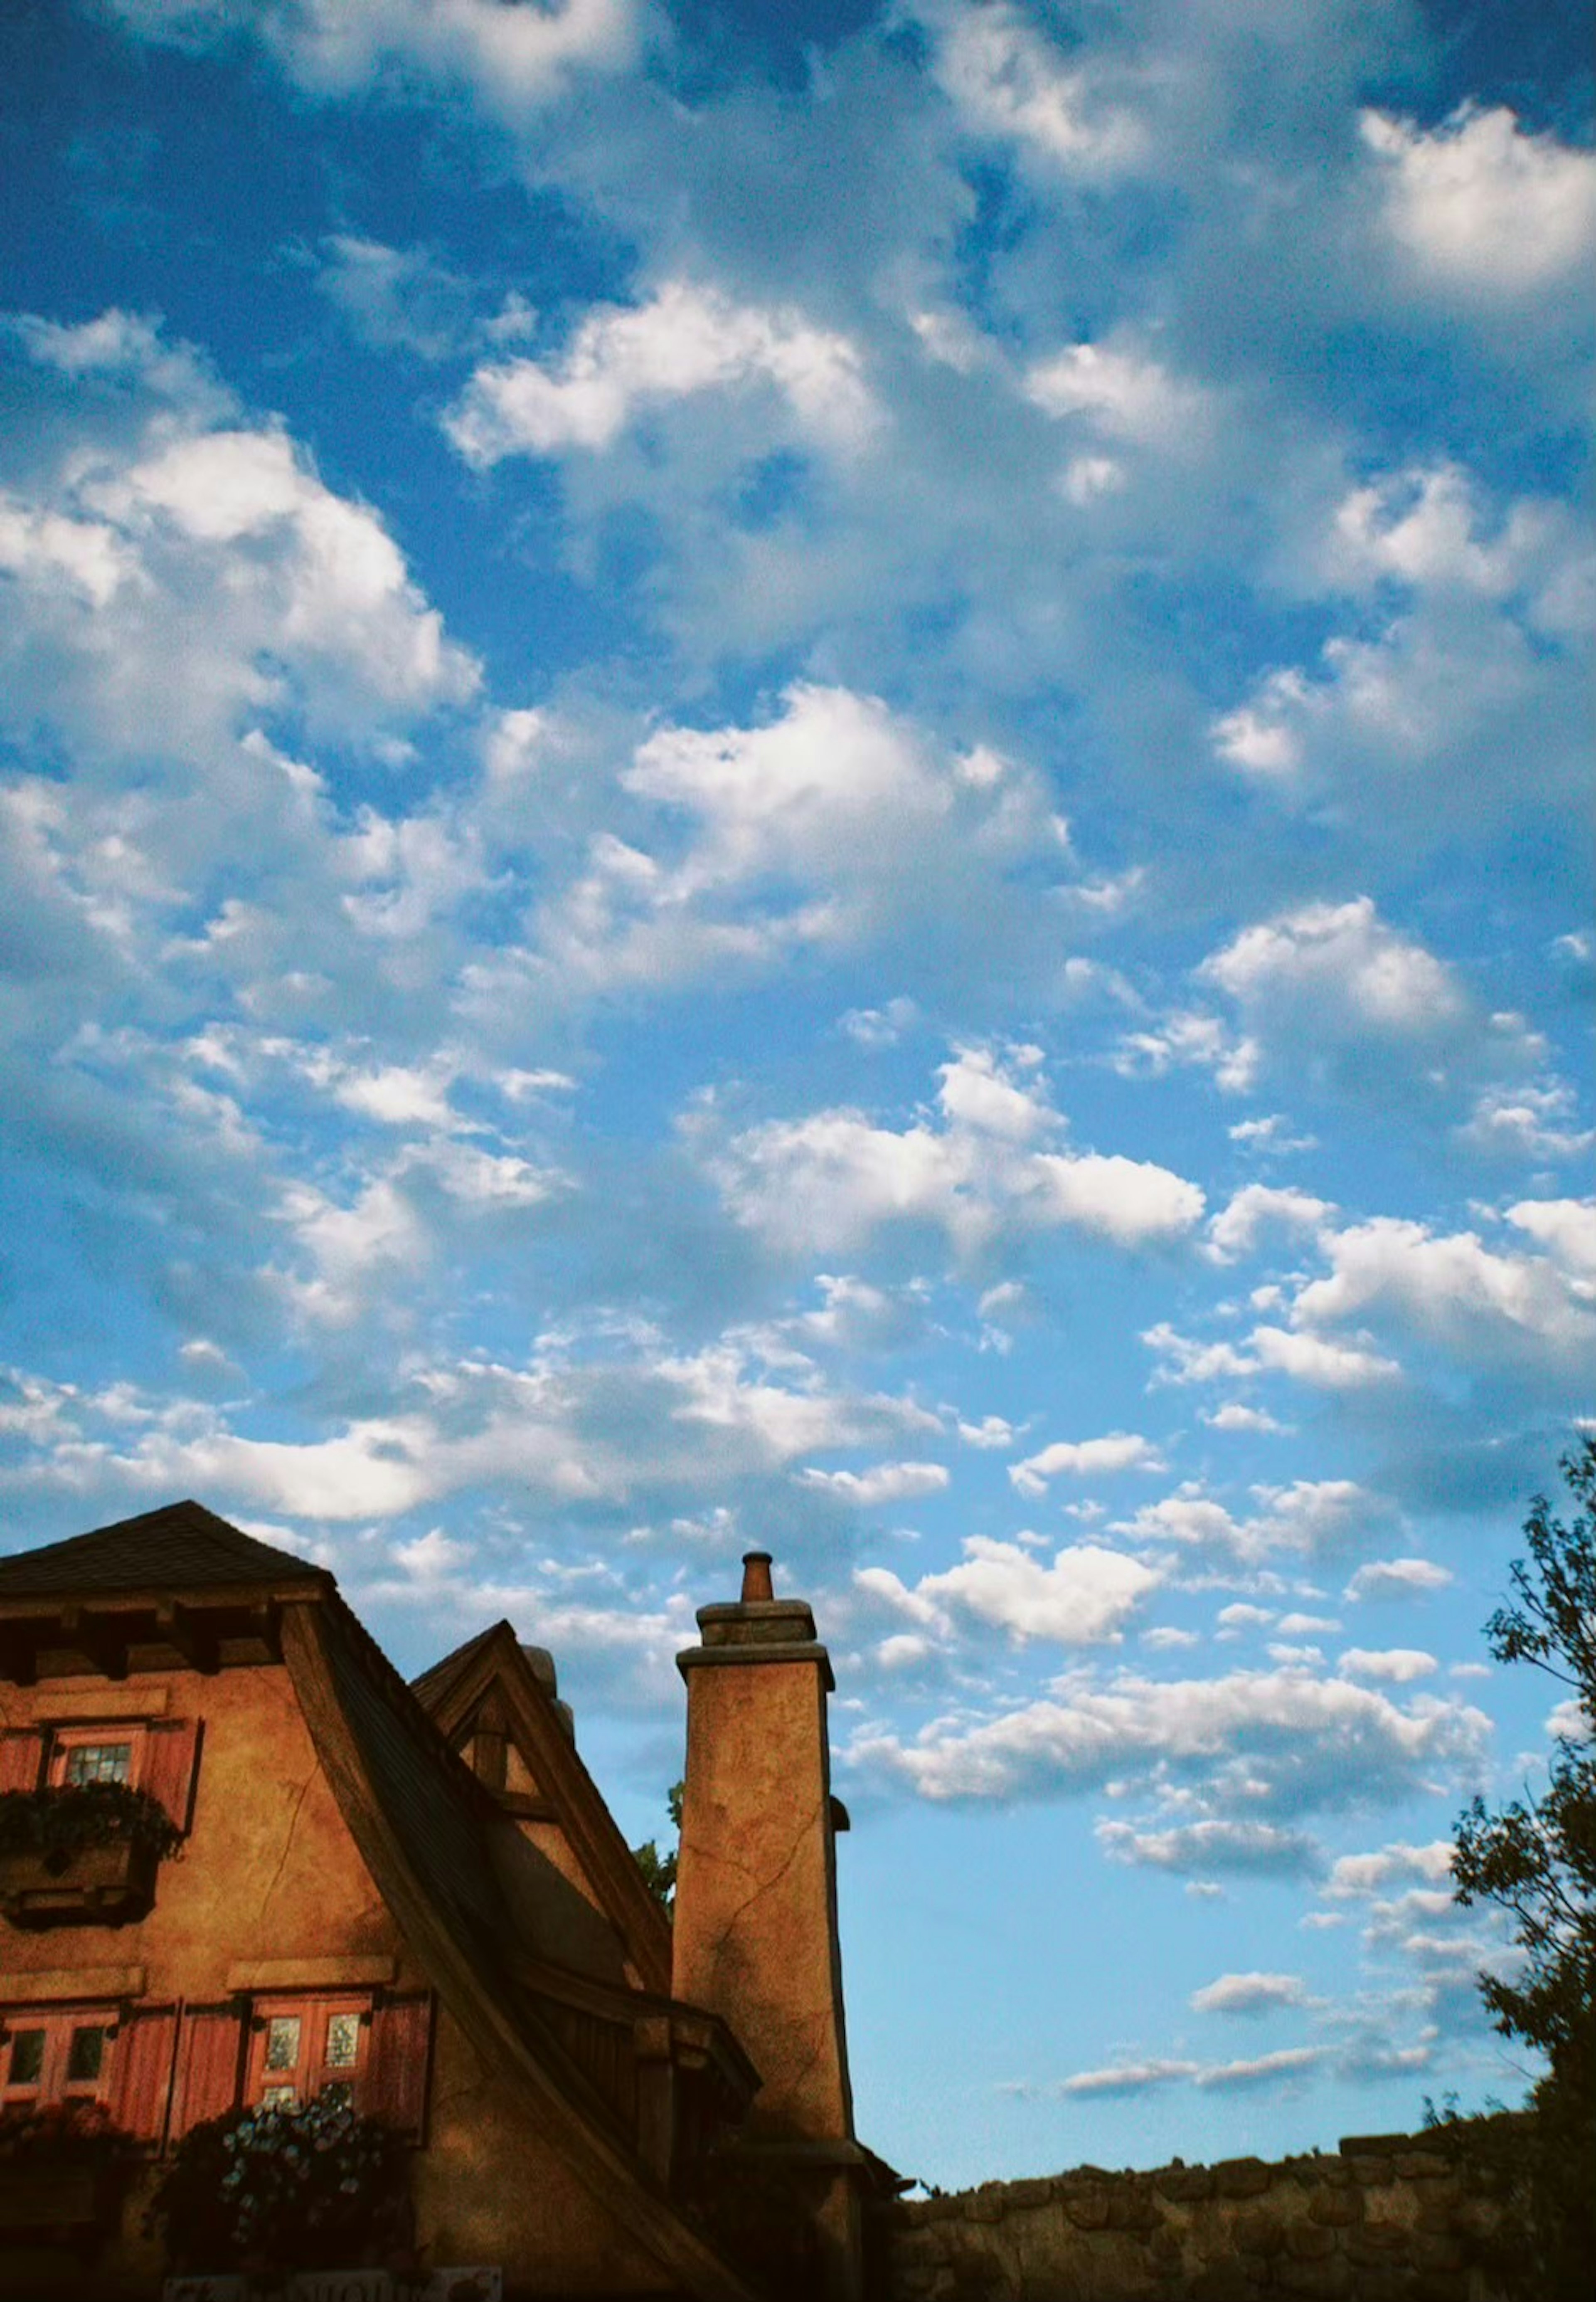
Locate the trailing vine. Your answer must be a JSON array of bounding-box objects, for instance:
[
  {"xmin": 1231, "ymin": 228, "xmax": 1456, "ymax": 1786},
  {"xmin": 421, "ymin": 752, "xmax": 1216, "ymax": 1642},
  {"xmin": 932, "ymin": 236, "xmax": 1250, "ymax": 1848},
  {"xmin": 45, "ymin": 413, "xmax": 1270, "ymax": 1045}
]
[
  {"xmin": 0, "ymin": 1783, "xmax": 184, "ymax": 1873},
  {"xmin": 147, "ymin": 2096, "xmax": 413, "ymax": 2273}
]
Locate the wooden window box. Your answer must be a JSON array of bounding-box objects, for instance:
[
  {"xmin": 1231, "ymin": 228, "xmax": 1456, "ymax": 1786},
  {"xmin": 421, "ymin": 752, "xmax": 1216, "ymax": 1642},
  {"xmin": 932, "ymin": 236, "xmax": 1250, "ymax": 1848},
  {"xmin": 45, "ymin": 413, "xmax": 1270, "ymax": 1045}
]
[
  {"xmin": 0, "ymin": 1836, "xmax": 160, "ymax": 1929},
  {"xmin": 0, "ymin": 2157, "xmax": 103, "ymax": 2230}
]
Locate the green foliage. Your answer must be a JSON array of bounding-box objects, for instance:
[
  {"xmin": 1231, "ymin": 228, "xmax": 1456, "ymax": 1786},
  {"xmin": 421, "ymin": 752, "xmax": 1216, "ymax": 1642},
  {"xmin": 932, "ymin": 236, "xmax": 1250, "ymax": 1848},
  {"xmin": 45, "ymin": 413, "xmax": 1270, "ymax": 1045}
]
[
  {"xmin": 1451, "ymin": 1437, "xmax": 1596, "ymax": 2295},
  {"xmin": 0, "ymin": 1781, "xmax": 183, "ymax": 1872},
  {"xmin": 633, "ymin": 1776, "xmax": 685, "ymax": 1909},
  {"xmin": 147, "ymin": 2095, "xmax": 412, "ymax": 2272}
]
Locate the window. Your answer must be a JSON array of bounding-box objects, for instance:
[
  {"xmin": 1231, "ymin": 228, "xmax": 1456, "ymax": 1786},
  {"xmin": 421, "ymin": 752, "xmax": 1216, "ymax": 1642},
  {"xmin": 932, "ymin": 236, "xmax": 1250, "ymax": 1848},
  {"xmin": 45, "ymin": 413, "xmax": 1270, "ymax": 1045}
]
[
  {"xmin": 0, "ymin": 2006, "xmax": 117, "ymax": 2112},
  {"xmin": 47, "ymin": 1725, "xmax": 147, "ymax": 1792},
  {"xmin": 63, "ymin": 1742, "xmax": 133, "ymax": 1787},
  {"xmin": 244, "ymin": 1996, "xmax": 370, "ymax": 2112}
]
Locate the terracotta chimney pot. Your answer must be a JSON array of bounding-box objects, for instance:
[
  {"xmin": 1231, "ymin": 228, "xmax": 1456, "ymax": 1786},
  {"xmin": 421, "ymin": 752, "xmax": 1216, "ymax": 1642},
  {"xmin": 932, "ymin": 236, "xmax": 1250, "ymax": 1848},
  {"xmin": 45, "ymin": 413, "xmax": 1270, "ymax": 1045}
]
[{"xmin": 739, "ymin": 1550, "xmax": 775, "ymax": 1603}]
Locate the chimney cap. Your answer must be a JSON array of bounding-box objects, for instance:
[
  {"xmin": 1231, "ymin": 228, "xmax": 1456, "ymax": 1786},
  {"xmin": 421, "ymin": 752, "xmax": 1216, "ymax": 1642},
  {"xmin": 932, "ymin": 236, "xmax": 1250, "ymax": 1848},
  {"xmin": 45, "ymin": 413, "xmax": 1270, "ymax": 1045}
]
[{"xmin": 740, "ymin": 1551, "xmax": 775, "ymax": 1603}]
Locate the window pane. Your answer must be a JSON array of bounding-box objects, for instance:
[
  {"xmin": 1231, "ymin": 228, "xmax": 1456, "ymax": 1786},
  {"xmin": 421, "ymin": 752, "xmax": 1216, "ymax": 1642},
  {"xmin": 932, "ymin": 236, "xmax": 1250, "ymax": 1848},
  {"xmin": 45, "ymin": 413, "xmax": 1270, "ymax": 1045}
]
[
  {"xmin": 324, "ymin": 2013, "xmax": 360, "ymax": 2070},
  {"xmin": 261, "ymin": 2083, "xmax": 297, "ymax": 2110},
  {"xmin": 7, "ymin": 2030, "xmax": 44, "ymax": 2086},
  {"xmin": 64, "ymin": 1742, "xmax": 133, "ymax": 1786},
  {"xmin": 264, "ymin": 2016, "xmax": 301, "ymax": 2073},
  {"xmin": 66, "ymin": 2026, "xmax": 106, "ymax": 2083}
]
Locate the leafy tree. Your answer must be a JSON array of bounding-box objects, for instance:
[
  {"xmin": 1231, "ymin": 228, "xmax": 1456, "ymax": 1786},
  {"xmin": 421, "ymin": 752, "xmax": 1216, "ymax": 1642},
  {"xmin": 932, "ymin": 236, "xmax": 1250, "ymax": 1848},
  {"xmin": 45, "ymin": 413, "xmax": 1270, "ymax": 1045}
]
[
  {"xmin": 1451, "ymin": 1436, "xmax": 1596, "ymax": 2293},
  {"xmin": 633, "ymin": 1778, "xmax": 685, "ymax": 1909}
]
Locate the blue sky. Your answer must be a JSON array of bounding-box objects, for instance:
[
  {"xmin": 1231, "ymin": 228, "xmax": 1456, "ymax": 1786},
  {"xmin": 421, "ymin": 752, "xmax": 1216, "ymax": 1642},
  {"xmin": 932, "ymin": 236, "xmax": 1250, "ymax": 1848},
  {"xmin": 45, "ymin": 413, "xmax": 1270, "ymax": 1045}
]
[{"xmin": 1, "ymin": 0, "xmax": 1591, "ymax": 2189}]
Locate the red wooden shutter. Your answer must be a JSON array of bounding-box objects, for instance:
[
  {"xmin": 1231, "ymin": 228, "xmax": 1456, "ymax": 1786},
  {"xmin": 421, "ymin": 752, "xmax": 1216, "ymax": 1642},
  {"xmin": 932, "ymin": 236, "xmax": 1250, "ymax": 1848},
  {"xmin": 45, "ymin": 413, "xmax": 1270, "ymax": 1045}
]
[
  {"xmin": 364, "ymin": 1994, "xmax": 433, "ymax": 2139},
  {"xmin": 171, "ymin": 2006, "xmax": 244, "ymax": 2135},
  {"xmin": 0, "ymin": 1730, "xmax": 44, "ymax": 1793},
  {"xmin": 109, "ymin": 2006, "xmax": 178, "ymax": 2144},
  {"xmin": 143, "ymin": 1718, "xmax": 201, "ymax": 1833}
]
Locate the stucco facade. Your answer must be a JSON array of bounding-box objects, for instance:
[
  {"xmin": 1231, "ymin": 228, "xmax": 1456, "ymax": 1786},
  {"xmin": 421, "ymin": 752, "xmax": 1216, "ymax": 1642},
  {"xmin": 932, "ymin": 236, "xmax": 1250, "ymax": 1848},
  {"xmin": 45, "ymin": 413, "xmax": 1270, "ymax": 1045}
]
[{"xmin": 0, "ymin": 1503, "xmax": 887, "ymax": 2300}]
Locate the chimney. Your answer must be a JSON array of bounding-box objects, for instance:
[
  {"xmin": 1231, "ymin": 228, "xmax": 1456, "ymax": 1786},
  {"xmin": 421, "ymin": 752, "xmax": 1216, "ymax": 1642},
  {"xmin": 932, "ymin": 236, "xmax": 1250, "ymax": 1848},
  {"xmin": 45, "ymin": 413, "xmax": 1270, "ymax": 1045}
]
[{"xmin": 673, "ymin": 1552, "xmax": 864, "ymax": 2298}]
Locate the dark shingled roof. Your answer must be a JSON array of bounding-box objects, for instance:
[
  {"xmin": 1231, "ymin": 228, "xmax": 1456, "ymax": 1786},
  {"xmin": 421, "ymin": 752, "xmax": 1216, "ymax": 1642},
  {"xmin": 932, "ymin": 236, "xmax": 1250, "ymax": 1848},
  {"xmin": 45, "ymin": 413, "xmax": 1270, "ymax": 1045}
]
[{"xmin": 0, "ymin": 1498, "xmax": 331, "ymax": 1601}]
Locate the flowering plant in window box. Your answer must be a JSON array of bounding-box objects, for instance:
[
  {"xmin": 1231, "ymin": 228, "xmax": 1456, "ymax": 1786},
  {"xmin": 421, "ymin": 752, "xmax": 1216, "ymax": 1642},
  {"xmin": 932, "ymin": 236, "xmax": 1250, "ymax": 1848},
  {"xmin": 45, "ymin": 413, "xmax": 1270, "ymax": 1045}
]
[
  {"xmin": 0, "ymin": 1784, "xmax": 183, "ymax": 1926},
  {"xmin": 148, "ymin": 2096, "xmax": 414, "ymax": 2275},
  {"xmin": 0, "ymin": 2101, "xmax": 137, "ymax": 2233}
]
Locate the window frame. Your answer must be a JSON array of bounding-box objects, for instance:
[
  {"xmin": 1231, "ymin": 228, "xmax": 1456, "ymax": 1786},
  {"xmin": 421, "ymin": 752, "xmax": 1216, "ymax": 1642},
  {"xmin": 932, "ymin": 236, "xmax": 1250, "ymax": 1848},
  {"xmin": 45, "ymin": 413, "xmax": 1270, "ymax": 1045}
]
[
  {"xmin": 243, "ymin": 1993, "xmax": 374, "ymax": 2114},
  {"xmin": 45, "ymin": 1722, "xmax": 150, "ymax": 1794},
  {"xmin": 0, "ymin": 2002, "xmax": 119, "ymax": 2114}
]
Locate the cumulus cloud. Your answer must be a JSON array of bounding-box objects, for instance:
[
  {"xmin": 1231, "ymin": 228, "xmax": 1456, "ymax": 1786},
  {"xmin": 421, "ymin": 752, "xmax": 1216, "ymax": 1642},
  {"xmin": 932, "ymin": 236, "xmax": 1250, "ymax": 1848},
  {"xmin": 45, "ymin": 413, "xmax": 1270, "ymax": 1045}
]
[
  {"xmin": 1009, "ymin": 1431, "xmax": 1163, "ymax": 1497},
  {"xmin": 495, "ymin": 686, "xmax": 1088, "ymax": 1005},
  {"xmin": 4, "ymin": 1329, "xmax": 937, "ymax": 1527},
  {"xmin": 854, "ymin": 1661, "xmax": 1488, "ymax": 1809},
  {"xmin": 1190, "ymin": 1972, "xmax": 1308, "ymax": 2017},
  {"xmin": 924, "ymin": 0, "xmax": 1146, "ymax": 174},
  {"xmin": 0, "ymin": 311, "xmax": 477, "ymax": 755},
  {"xmin": 1337, "ymin": 1648, "xmax": 1439, "ymax": 1685},
  {"xmin": 858, "ymin": 1539, "xmax": 1158, "ymax": 1650},
  {"xmin": 1343, "ymin": 1558, "xmax": 1453, "ymax": 1604},
  {"xmin": 1208, "ymin": 1184, "xmax": 1335, "ymax": 1264},
  {"xmin": 1323, "ymin": 1841, "xmax": 1455, "ymax": 1900},
  {"xmin": 796, "ymin": 1460, "xmax": 950, "ymax": 1508},
  {"xmin": 1116, "ymin": 1477, "xmax": 1386, "ymax": 1565},
  {"xmin": 1361, "ymin": 105, "xmax": 1596, "ymax": 294},
  {"xmin": 1290, "ymin": 1216, "xmax": 1596, "ymax": 1372},
  {"xmin": 445, "ymin": 280, "xmax": 879, "ymax": 464},
  {"xmin": 103, "ymin": 0, "xmax": 638, "ymax": 115},
  {"xmin": 1096, "ymin": 1819, "xmax": 1321, "ymax": 1879},
  {"xmin": 1199, "ymin": 898, "xmax": 1540, "ymax": 1110},
  {"xmin": 710, "ymin": 1043, "xmax": 1203, "ymax": 1263}
]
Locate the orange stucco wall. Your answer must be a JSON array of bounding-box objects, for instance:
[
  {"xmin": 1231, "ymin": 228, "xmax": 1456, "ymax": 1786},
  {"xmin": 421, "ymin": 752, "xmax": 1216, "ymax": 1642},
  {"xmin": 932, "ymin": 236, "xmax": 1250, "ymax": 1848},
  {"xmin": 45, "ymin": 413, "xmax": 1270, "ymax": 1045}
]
[
  {"xmin": 672, "ymin": 1657, "xmax": 852, "ymax": 2144},
  {"xmin": 0, "ymin": 1661, "xmax": 682, "ymax": 2296}
]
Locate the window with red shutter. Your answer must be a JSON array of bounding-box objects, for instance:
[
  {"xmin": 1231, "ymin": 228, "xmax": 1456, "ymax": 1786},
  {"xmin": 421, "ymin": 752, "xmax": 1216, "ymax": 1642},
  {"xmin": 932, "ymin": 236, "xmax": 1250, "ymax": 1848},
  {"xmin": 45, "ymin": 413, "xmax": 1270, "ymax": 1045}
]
[
  {"xmin": 0, "ymin": 1730, "xmax": 44, "ymax": 1794},
  {"xmin": 364, "ymin": 1993, "xmax": 433, "ymax": 2140},
  {"xmin": 108, "ymin": 2004, "xmax": 178, "ymax": 2144},
  {"xmin": 0, "ymin": 2003, "xmax": 118, "ymax": 2112},
  {"xmin": 171, "ymin": 2005, "xmax": 244, "ymax": 2135},
  {"xmin": 141, "ymin": 1719, "xmax": 201, "ymax": 1835},
  {"xmin": 244, "ymin": 1994, "xmax": 372, "ymax": 2112}
]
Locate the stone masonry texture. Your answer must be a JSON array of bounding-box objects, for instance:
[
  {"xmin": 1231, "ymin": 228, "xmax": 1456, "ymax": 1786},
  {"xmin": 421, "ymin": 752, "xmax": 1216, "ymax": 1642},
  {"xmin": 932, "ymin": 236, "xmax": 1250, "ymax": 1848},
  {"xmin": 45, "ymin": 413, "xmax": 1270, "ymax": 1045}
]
[{"xmin": 877, "ymin": 2127, "xmax": 1515, "ymax": 2302}]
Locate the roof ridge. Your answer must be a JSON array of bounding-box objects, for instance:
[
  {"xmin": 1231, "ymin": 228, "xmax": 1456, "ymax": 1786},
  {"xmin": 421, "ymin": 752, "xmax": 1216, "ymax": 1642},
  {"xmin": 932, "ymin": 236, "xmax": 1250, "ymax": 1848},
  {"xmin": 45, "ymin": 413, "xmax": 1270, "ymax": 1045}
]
[{"xmin": 0, "ymin": 1497, "xmax": 332, "ymax": 1599}]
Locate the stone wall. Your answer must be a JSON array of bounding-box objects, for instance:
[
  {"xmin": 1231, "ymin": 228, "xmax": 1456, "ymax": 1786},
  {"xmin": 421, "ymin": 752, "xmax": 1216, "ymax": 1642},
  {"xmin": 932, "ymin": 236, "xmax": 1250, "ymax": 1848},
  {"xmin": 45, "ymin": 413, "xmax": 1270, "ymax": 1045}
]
[{"xmin": 879, "ymin": 2128, "xmax": 1512, "ymax": 2302}]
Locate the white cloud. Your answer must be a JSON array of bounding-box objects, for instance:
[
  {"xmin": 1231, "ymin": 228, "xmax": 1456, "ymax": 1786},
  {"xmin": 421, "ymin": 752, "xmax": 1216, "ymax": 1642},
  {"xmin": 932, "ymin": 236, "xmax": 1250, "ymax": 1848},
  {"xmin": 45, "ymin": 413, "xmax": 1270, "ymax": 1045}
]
[
  {"xmin": 1190, "ymin": 1972, "xmax": 1307, "ymax": 2017},
  {"xmin": 1361, "ymin": 104, "xmax": 1596, "ymax": 295},
  {"xmin": 1203, "ymin": 1403, "xmax": 1286, "ymax": 1435},
  {"xmin": 1009, "ymin": 1431, "xmax": 1163, "ymax": 1496},
  {"xmin": 1505, "ymin": 1198, "xmax": 1596, "ymax": 1281},
  {"xmin": 1059, "ymin": 2057, "xmax": 1197, "ymax": 2097},
  {"xmin": 445, "ymin": 280, "xmax": 879, "ymax": 464},
  {"xmin": 1461, "ymin": 1083, "xmax": 1594, "ymax": 1162},
  {"xmin": 1118, "ymin": 1477, "xmax": 1382, "ymax": 1564},
  {"xmin": 927, "ymin": 1, "xmax": 1146, "ymax": 174},
  {"xmin": 710, "ymin": 1043, "xmax": 1203, "ymax": 1263},
  {"xmin": 1344, "ymin": 1557, "xmax": 1453, "ymax": 1603},
  {"xmin": 860, "ymin": 1540, "xmax": 1158, "ymax": 1649},
  {"xmin": 1337, "ymin": 1648, "xmax": 1439, "ymax": 1685},
  {"xmin": 796, "ymin": 1460, "xmax": 950, "ymax": 1508},
  {"xmin": 1203, "ymin": 896, "xmax": 1462, "ymax": 1040},
  {"xmin": 105, "ymin": 0, "xmax": 637, "ymax": 114},
  {"xmin": 506, "ymin": 686, "xmax": 1081, "ymax": 1003},
  {"xmin": 1250, "ymin": 1325, "xmax": 1401, "ymax": 1390},
  {"xmin": 1096, "ymin": 1818, "xmax": 1320, "ymax": 1878},
  {"xmin": 855, "ymin": 1662, "xmax": 1488, "ymax": 1808},
  {"xmin": 0, "ymin": 315, "xmax": 476, "ymax": 759},
  {"xmin": 1291, "ymin": 1216, "xmax": 1596, "ymax": 1368},
  {"xmin": 1025, "ymin": 339, "xmax": 1210, "ymax": 447},
  {"xmin": 1208, "ymin": 1184, "xmax": 1334, "ymax": 1264},
  {"xmin": 1323, "ymin": 1841, "xmax": 1455, "ymax": 1900}
]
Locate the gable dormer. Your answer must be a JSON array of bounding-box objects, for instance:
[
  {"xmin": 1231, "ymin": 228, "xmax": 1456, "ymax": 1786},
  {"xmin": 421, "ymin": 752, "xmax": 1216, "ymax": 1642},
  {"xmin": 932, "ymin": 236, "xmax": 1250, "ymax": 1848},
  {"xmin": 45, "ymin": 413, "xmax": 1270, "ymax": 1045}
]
[{"xmin": 413, "ymin": 1623, "xmax": 671, "ymax": 1994}]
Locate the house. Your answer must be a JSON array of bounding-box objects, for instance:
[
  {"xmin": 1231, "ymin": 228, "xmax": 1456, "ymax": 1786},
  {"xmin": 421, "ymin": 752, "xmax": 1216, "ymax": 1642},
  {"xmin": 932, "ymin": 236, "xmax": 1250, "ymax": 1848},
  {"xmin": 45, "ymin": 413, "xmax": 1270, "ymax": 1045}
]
[{"xmin": 0, "ymin": 1500, "xmax": 889, "ymax": 2299}]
